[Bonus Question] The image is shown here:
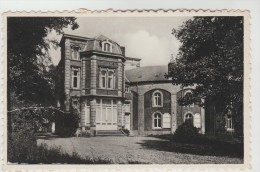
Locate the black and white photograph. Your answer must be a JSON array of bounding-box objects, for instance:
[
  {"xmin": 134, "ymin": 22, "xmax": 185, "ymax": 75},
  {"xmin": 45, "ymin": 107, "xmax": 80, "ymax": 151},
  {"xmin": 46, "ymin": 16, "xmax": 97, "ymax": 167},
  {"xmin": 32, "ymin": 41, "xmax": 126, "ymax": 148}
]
[{"xmin": 4, "ymin": 11, "xmax": 249, "ymax": 166}]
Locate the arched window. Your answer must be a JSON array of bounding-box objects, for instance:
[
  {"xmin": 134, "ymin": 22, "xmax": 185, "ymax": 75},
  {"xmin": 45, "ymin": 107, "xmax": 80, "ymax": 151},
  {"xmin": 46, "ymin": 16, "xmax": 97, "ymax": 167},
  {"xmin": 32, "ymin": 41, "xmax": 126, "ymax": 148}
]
[
  {"xmin": 102, "ymin": 41, "xmax": 112, "ymax": 52},
  {"xmin": 226, "ymin": 114, "xmax": 233, "ymax": 130},
  {"xmin": 184, "ymin": 91, "xmax": 194, "ymax": 107},
  {"xmin": 184, "ymin": 113, "xmax": 193, "ymax": 126},
  {"xmin": 153, "ymin": 90, "xmax": 163, "ymax": 107},
  {"xmin": 99, "ymin": 68, "xmax": 115, "ymax": 89},
  {"xmin": 153, "ymin": 113, "xmax": 162, "ymax": 128}
]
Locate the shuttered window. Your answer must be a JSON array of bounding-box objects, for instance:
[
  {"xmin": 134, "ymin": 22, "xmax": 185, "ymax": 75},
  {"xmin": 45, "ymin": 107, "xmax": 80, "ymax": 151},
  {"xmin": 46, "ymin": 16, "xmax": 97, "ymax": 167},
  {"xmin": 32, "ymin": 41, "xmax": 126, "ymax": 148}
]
[
  {"xmin": 163, "ymin": 113, "xmax": 171, "ymax": 128},
  {"xmin": 84, "ymin": 104, "xmax": 90, "ymax": 125},
  {"xmin": 193, "ymin": 113, "xmax": 201, "ymax": 128}
]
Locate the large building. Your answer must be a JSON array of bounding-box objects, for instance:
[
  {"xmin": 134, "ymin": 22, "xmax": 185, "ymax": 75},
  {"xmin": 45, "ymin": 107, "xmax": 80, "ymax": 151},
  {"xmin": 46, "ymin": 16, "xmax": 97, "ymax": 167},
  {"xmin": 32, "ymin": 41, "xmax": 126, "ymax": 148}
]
[{"xmin": 55, "ymin": 34, "xmax": 232, "ymax": 136}]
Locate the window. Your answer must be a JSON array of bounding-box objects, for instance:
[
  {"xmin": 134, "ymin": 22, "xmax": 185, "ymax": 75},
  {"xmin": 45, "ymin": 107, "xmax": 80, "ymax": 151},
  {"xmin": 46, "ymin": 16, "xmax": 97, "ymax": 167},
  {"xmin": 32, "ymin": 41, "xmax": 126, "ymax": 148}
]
[
  {"xmin": 107, "ymin": 71, "xmax": 113, "ymax": 89},
  {"xmin": 184, "ymin": 113, "xmax": 193, "ymax": 125},
  {"xmin": 184, "ymin": 92, "xmax": 194, "ymax": 107},
  {"xmin": 100, "ymin": 70, "xmax": 106, "ymax": 88},
  {"xmin": 71, "ymin": 67, "xmax": 80, "ymax": 89},
  {"xmin": 153, "ymin": 90, "xmax": 163, "ymax": 107},
  {"xmin": 99, "ymin": 68, "xmax": 115, "ymax": 89},
  {"xmin": 71, "ymin": 47, "xmax": 80, "ymax": 60},
  {"xmin": 226, "ymin": 114, "xmax": 233, "ymax": 130},
  {"xmin": 102, "ymin": 41, "xmax": 112, "ymax": 52},
  {"xmin": 125, "ymin": 86, "xmax": 130, "ymax": 93},
  {"xmin": 162, "ymin": 113, "xmax": 171, "ymax": 128},
  {"xmin": 193, "ymin": 113, "xmax": 201, "ymax": 128},
  {"xmin": 153, "ymin": 113, "xmax": 162, "ymax": 128}
]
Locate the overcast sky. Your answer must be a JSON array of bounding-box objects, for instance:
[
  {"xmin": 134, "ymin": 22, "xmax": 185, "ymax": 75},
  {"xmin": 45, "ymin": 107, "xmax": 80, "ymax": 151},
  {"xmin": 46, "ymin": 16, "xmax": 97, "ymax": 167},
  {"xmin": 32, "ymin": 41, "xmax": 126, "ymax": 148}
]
[{"xmin": 48, "ymin": 17, "xmax": 190, "ymax": 66}]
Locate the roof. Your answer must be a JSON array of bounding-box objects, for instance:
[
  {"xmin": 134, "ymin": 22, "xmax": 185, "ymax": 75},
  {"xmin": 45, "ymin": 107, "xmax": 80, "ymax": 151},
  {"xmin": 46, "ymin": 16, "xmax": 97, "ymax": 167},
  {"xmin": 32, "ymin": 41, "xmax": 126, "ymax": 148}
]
[
  {"xmin": 125, "ymin": 65, "xmax": 170, "ymax": 83},
  {"xmin": 60, "ymin": 34, "xmax": 123, "ymax": 55}
]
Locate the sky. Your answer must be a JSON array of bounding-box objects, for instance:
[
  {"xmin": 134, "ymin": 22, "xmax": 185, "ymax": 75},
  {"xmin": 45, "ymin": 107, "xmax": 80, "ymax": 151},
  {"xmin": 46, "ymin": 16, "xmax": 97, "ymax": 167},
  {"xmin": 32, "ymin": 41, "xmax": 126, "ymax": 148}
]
[{"xmin": 48, "ymin": 17, "xmax": 190, "ymax": 66}]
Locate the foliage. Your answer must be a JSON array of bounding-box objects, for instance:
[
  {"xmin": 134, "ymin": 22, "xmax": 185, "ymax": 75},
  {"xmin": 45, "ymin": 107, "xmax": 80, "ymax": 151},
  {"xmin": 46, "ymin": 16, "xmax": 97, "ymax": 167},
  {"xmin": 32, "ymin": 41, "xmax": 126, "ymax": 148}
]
[
  {"xmin": 7, "ymin": 17, "xmax": 78, "ymax": 105},
  {"xmin": 77, "ymin": 130, "xmax": 91, "ymax": 137},
  {"xmin": 56, "ymin": 107, "xmax": 80, "ymax": 137},
  {"xmin": 168, "ymin": 17, "xmax": 243, "ymax": 135},
  {"xmin": 173, "ymin": 121, "xmax": 200, "ymax": 144},
  {"xmin": 8, "ymin": 129, "xmax": 37, "ymax": 163}
]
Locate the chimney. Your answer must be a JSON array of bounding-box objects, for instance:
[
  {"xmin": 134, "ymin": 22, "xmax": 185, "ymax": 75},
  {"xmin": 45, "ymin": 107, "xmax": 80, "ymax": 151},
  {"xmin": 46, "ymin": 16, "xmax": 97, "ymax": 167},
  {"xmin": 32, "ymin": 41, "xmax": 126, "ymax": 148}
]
[{"xmin": 120, "ymin": 46, "xmax": 125, "ymax": 56}]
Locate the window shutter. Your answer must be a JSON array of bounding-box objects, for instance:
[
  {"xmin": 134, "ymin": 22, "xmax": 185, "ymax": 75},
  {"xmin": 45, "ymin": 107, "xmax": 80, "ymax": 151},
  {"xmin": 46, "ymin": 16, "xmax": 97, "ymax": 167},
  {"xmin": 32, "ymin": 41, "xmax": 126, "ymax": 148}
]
[
  {"xmin": 193, "ymin": 113, "xmax": 201, "ymax": 128},
  {"xmin": 163, "ymin": 113, "xmax": 171, "ymax": 128},
  {"xmin": 85, "ymin": 104, "xmax": 90, "ymax": 125}
]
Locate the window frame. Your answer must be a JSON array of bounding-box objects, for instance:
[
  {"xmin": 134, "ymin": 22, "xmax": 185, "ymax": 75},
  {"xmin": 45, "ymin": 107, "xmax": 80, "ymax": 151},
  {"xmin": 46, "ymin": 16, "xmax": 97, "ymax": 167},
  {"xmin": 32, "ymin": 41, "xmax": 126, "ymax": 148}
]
[
  {"xmin": 184, "ymin": 112, "xmax": 194, "ymax": 126},
  {"xmin": 101, "ymin": 40, "xmax": 113, "ymax": 53},
  {"xmin": 225, "ymin": 114, "xmax": 234, "ymax": 131},
  {"xmin": 152, "ymin": 90, "xmax": 163, "ymax": 107},
  {"xmin": 153, "ymin": 112, "xmax": 162, "ymax": 129},
  {"xmin": 71, "ymin": 46, "xmax": 80, "ymax": 60},
  {"xmin": 71, "ymin": 67, "xmax": 80, "ymax": 89},
  {"xmin": 99, "ymin": 68, "xmax": 115, "ymax": 89}
]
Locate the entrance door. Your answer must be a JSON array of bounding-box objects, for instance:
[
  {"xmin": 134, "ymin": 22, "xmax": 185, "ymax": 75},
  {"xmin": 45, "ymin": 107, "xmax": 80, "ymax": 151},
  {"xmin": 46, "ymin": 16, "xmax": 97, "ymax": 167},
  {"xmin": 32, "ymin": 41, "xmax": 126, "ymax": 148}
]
[{"xmin": 96, "ymin": 99, "xmax": 117, "ymax": 130}]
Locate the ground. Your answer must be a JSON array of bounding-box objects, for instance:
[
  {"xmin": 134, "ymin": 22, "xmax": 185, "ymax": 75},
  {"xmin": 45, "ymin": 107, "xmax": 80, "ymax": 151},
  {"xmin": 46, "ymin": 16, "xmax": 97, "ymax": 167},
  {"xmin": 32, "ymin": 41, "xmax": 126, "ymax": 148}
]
[{"xmin": 37, "ymin": 136, "xmax": 243, "ymax": 164}]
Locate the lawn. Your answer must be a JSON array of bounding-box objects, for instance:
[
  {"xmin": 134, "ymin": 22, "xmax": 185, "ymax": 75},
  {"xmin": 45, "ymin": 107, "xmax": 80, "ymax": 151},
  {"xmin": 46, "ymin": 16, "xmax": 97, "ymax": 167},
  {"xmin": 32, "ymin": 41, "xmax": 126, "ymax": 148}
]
[{"xmin": 37, "ymin": 136, "xmax": 243, "ymax": 164}]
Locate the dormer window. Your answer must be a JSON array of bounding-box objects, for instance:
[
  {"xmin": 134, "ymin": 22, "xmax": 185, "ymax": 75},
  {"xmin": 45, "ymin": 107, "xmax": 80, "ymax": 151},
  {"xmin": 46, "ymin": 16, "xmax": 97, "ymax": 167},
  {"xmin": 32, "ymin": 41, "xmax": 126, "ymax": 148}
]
[
  {"xmin": 102, "ymin": 40, "xmax": 112, "ymax": 52},
  {"xmin": 71, "ymin": 46, "xmax": 80, "ymax": 60}
]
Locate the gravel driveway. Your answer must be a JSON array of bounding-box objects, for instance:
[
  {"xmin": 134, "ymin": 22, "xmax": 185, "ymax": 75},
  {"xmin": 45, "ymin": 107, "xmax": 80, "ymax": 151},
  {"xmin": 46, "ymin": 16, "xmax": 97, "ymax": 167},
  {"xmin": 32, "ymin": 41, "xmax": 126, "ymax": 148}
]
[{"xmin": 38, "ymin": 136, "xmax": 243, "ymax": 164}]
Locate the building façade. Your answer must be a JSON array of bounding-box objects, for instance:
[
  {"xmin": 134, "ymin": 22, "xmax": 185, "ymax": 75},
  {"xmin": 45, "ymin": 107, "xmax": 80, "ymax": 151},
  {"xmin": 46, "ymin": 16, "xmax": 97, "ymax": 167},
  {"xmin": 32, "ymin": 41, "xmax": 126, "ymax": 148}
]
[{"xmin": 55, "ymin": 34, "xmax": 234, "ymax": 136}]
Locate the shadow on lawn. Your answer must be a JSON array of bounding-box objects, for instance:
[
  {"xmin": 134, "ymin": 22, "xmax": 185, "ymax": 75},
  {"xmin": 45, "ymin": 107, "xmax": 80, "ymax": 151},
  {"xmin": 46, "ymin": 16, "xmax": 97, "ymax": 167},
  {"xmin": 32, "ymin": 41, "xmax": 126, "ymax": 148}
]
[{"xmin": 138, "ymin": 137, "xmax": 243, "ymax": 158}]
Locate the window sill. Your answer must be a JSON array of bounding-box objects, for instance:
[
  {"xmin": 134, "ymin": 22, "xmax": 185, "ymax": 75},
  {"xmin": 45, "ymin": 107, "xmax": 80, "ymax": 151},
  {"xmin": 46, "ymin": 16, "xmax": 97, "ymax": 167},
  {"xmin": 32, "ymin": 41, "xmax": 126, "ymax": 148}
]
[
  {"xmin": 152, "ymin": 127, "xmax": 163, "ymax": 130},
  {"xmin": 70, "ymin": 88, "xmax": 81, "ymax": 91}
]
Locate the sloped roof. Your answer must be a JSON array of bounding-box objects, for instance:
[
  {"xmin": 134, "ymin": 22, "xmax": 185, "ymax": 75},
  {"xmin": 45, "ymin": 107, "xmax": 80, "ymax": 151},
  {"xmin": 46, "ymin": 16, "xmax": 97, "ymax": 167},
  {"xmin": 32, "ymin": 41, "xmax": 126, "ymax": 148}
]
[
  {"xmin": 125, "ymin": 65, "xmax": 170, "ymax": 83},
  {"xmin": 83, "ymin": 34, "xmax": 123, "ymax": 55}
]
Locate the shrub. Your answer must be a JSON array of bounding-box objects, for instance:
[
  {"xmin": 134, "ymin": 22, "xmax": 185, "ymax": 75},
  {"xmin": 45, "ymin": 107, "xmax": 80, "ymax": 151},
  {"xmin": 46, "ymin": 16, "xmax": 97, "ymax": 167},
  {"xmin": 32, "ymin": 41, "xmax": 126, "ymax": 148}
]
[
  {"xmin": 8, "ymin": 129, "xmax": 37, "ymax": 163},
  {"xmin": 77, "ymin": 130, "xmax": 91, "ymax": 137},
  {"xmin": 56, "ymin": 107, "xmax": 80, "ymax": 137},
  {"xmin": 172, "ymin": 121, "xmax": 200, "ymax": 144}
]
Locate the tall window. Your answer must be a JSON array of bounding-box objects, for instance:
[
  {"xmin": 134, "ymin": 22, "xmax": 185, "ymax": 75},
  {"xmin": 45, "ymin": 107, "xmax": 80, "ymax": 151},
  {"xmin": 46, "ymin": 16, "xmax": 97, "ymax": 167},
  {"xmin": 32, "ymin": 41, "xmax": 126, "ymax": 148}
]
[
  {"xmin": 107, "ymin": 71, "xmax": 114, "ymax": 89},
  {"xmin": 71, "ymin": 47, "xmax": 80, "ymax": 60},
  {"xmin": 102, "ymin": 41, "xmax": 112, "ymax": 52},
  {"xmin": 153, "ymin": 113, "xmax": 162, "ymax": 128},
  {"xmin": 71, "ymin": 67, "xmax": 80, "ymax": 89},
  {"xmin": 185, "ymin": 113, "xmax": 193, "ymax": 125},
  {"xmin": 99, "ymin": 68, "xmax": 115, "ymax": 89},
  {"xmin": 100, "ymin": 70, "xmax": 106, "ymax": 88},
  {"xmin": 153, "ymin": 90, "xmax": 163, "ymax": 107},
  {"xmin": 226, "ymin": 114, "xmax": 233, "ymax": 130}
]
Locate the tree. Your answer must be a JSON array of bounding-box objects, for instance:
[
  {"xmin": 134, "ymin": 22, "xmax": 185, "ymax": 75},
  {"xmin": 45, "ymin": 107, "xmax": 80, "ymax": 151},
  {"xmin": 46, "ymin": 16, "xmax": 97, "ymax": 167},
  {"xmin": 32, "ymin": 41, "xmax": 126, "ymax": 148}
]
[
  {"xmin": 167, "ymin": 17, "xmax": 243, "ymax": 136},
  {"xmin": 7, "ymin": 17, "xmax": 79, "ymax": 132}
]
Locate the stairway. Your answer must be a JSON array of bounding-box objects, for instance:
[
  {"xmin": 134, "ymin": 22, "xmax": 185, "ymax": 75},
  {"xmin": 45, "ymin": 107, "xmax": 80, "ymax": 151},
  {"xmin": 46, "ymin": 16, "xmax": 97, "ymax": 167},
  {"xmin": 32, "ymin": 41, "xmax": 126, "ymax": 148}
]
[{"xmin": 96, "ymin": 130, "xmax": 126, "ymax": 136}]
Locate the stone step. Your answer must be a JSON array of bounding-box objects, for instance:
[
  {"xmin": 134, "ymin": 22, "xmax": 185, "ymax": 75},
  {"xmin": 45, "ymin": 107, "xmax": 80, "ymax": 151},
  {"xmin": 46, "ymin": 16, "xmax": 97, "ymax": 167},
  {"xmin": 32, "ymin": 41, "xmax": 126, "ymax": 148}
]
[{"xmin": 96, "ymin": 130, "xmax": 125, "ymax": 136}]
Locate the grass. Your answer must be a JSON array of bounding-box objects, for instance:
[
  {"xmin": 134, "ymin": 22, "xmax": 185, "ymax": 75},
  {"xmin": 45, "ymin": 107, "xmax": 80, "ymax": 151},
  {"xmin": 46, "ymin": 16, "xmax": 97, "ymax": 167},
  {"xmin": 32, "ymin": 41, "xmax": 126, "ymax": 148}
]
[{"xmin": 9, "ymin": 143, "xmax": 111, "ymax": 164}]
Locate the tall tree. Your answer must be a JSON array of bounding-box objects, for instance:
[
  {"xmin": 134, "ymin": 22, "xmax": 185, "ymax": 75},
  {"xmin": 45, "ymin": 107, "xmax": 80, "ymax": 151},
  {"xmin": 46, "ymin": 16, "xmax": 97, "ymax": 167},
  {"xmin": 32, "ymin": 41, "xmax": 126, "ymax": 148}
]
[
  {"xmin": 8, "ymin": 17, "xmax": 78, "ymax": 105},
  {"xmin": 168, "ymin": 17, "xmax": 243, "ymax": 135},
  {"xmin": 7, "ymin": 17, "xmax": 79, "ymax": 132}
]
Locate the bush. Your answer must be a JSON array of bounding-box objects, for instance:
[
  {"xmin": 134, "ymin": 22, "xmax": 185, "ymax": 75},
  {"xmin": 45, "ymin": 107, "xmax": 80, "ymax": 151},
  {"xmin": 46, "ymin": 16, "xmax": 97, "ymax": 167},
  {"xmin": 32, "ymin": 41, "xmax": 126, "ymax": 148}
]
[
  {"xmin": 8, "ymin": 129, "xmax": 38, "ymax": 163},
  {"xmin": 173, "ymin": 121, "xmax": 200, "ymax": 144},
  {"xmin": 77, "ymin": 130, "xmax": 91, "ymax": 137},
  {"xmin": 56, "ymin": 107, "xmax": 80, "ymax": 137}
]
